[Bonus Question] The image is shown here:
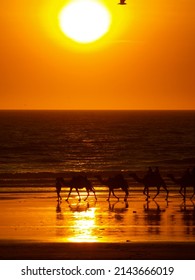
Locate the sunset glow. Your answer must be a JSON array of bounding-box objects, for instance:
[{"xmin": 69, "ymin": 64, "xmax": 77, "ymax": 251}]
[
  {"xmin": 0, "ymin": 1, "xmax": 195, "ymax": 109},
  {"xmin": 59, "ymin": 1, "xmax": 111, "ymax": 43}
]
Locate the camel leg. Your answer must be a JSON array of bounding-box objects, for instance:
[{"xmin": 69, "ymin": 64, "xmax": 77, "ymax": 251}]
[
  {"xmin": 179, "ymin": 186, "xmax": 185, "ymax": 199},
  {"xmin": 162, "ymin": 183, "xmax": 169, "ymax": 200},
  {"xmin": 153, "ymin": 187, "xmax": 160, "ymax": 200},
  {"xmin": 112, "ymin": 189, "xmax": 119, "ymax": 201},
  {"xmin": 107, "ymin": 189, "xmax": 112, "ymax": 201},
  {"xmin": 57, "ymin": 191, "xmax": 61, "ymax": 201},
  {"xmin": 76, "ymin": 188, "xmax": 81, "ymax": 201},
  {"xmin": 143, "ymin": 186, "xmax": 149, "ymax": 201},
  {"xmin": 66, "ymin": 188, "xmax": 73, "ymax": 201},
  {"xmin": 93, "ymin": 190, "xmax": 97, "ymax": 200},
  {"xmin": 84, "ymin": 189, "xmax": 90, "ymax": 201},
  {"xmin": 123, "ymin": 189, "xmax": 129, "ymax": 202},
  {"xmin": 190, "ymin": 186, "xmax": 195, "ymax": 200},
  {"xmin": 180, "ymin": 186, "xmax": 186, "ymax": 201}
]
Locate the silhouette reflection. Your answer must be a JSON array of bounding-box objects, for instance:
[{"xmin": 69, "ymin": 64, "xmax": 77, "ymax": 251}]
[
  {"xmin": 143, "ymin": 200, "xmax": 166, "ymax": 236},
  {"xmin": 67, "ymin": 200, "xmax": 90, "ymax": 212},
  {"xmin": 179, "ymin": 201, "xmax": 195, "ymax": 236},
  {"xmin": 53, "ymin": 198, "xmax": 195, "ymax": 243},
  {"xmin": 55, "ymin": 201, "xmax": 65, "ymax": 239},
  {"xmin": 144, "ymin": 200, "xmax": 165, "ymax": 225},
  {"xmin": 108, "ymin": 201, "xmax": 129, "ymax": 221}
]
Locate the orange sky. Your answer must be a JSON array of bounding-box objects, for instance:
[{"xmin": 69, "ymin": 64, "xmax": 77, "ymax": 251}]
[{"xmin": 1, "ymin": 0, "xmax": 195, "ymax": 110}]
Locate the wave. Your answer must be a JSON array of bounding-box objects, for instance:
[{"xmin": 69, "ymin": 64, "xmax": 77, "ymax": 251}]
[
  {"xmin": 154, "ymin": 158, "xmax": 195, "ymax": 165},
  {"xmin": 0, "ymin": 110, "xmax": 194, "ymax": 175}
]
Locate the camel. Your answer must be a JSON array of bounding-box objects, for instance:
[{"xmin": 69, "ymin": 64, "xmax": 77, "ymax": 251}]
[
  {"xmin": 96, "ymin": 174, "xmax": 129, "ymax": 201},
  {"xmin": 167, "ymin": 168, "xmax": 195, "ymax": 200},
  {"xmin": 61, "ymin": 175, "xmax": 97, "ymax": 201},
  {"xmin": 129, "ymin": 169, "xmax": 169, "ymax": 200}
]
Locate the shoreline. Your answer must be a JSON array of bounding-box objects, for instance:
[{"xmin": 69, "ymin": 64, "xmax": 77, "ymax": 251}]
[
  {"xmin": 1, "ymin": 194, "xmax": 195, "ymax": 260},
  {"xmin": 0, "ymin": 241, "xmax": 195, "ymax": 260}
]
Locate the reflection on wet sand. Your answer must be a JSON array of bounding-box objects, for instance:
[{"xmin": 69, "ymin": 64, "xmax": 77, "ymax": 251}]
[
  {"xmin": 179, "ymin": 200, "xmax": 195, "ymax": 236},
  {"xmin": 0, "ymin": 193, "xmax": 195, "ymax": 243},
  {"xmin": 108, "ymin": 201, "xmax": 129, "ymax": 221},
  {"xmin": 143, "ymin": 201, "xmax": 165, "ymax": 236},
  {"xmin": 54, "ymin": 195, "xmax": 195, "ymax": 243},
  {"xmin": 56, "ymin": 200, "xmax": 98, "ymax": 242}
]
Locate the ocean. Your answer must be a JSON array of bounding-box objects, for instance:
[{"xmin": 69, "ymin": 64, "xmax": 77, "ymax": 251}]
[
  {"xmin": 0, "ymin": 110, "xmax": 194, "ymax": 192},
  {"xmin": 1, "ymin": 110, "xmax": 195, "ymax": 246}
]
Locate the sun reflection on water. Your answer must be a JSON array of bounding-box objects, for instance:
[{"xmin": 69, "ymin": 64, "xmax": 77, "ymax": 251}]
[{"xmin": 67, "ymin": 207, "xmax": 98, "ymax": 242}]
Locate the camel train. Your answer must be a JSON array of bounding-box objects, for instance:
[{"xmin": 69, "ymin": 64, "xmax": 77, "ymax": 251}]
[{"xmin": 55, "ymin": 167, "xmax": 195, "ymax": 202}]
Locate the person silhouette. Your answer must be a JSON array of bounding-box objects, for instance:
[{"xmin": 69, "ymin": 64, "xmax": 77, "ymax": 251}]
[{"xmin": 55, "ymin": 177, "xmax": 63, "ymax": 201}]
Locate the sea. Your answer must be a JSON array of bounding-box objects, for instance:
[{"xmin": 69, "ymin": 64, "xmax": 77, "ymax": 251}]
[{"xmin": 0, "ymin": 110, "xmax": 194, "ymax": 192}]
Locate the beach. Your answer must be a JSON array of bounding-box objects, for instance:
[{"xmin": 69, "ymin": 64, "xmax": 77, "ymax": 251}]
[
  {"xmin": 0, "ymin": 192, "xmax": 195, "ymax": 260},
  {"xmin": 1, "ymin": 241, "xmax": 195, "ymax": 260}
]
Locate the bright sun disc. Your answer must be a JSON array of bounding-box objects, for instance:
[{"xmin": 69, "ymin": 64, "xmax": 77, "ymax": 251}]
[{"xmin": 59, "ymin": 0, "xmax": 111, "ymax": 43}]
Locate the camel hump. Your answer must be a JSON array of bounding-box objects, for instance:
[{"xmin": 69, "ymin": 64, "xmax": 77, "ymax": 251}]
[
  {"xmin": 143, "ymin": 167, "xmax": 164, "ymax": 183},
  {"xmin": 72, "ymin": 174, "xmax": 93, "ymax": 189},
  {"xmin": 114, "ymin": 174, "xmax": 128, "ymax": 188},
  {"xmin": 114, "ymin": 173, "xmax": 126, "ymax": 181},
  {"xmin": 56, "ymin": 177, "xmax": 64, "ymax": 184},
  {"xmin": 73, "ymin": 174, "xmax": 86, "ymax": 182}
]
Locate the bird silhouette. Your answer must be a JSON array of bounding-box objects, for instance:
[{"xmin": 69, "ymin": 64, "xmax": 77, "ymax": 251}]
[{"xmin": 118, "ymin": 0, "xmax": 126, "ymax": 5}]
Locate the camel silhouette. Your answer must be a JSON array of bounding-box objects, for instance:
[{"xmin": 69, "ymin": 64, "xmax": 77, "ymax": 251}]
[
  {"xmin": 129, "ymin": 168, "xmax": 169, "ymax": 200},
  {"xmin": 61, "ymin": 175, "xmax": 97, "ymax": 201},
  {"xmin": 167, "ymin": 168, "xmax": 195, "ymax": 200},
  {"xmin": 96, "ymin": 173, "xmax": 129, "ymax": 201}
]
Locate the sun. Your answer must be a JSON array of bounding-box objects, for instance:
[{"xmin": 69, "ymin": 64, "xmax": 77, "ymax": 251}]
[{"xmin": 58, "ymin": 0, "xmax": 111, "ymax": 44}]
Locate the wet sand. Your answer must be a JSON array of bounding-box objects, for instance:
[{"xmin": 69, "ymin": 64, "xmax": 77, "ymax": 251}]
[
  {"xmin": 0, "ymin": 192, "xmax": 195, "ymax": 259},
  {"xmin": 1, "ymin": 241, "xmax": 195, "ymax": 260}
]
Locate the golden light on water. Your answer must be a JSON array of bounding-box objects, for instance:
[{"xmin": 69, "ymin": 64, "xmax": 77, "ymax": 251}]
[
  {"xmin": 67, "ymin": 207, "xmax": 98, "ymax": 242},
  {"xmin": 58, "ymin": 0, "xmax": 111, "ymax": 44}
]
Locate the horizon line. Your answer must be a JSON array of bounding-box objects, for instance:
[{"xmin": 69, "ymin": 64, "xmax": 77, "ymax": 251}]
[{"xmin": 0, "ymin": 109, "xmax": 195, "ymax": 112}]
